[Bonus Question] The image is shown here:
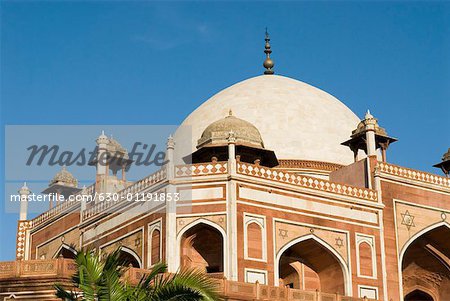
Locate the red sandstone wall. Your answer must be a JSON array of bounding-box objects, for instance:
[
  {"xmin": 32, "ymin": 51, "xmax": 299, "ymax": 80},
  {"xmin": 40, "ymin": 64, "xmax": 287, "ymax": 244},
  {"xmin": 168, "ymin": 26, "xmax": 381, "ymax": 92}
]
[
  {"xmin": 330, "ymin": 159, "xmax": 368, "ymax": 188},
  {"xmin": 380, "ymin": 179, "xmax": 450, "ymax": 301},
  {"xmin": 30, "ymin": 212, "xmax": 80, "ymax": 259}
]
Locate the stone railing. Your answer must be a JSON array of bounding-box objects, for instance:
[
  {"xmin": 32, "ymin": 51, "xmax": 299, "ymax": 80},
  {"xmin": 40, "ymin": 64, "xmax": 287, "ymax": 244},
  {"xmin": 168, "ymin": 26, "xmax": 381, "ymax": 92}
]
[
  {"xmin": 0, "ymin": 258, "xmax": 76, "ymax": 279},
  {"xmin": 175, "ymin": 161, "xmax": 228, "ymax": 178},
  {"xmin": 218, "ymin": 280, "xmax": 373, "ymax": 301},
  {"xmin": 277, "ymin": 159, "xmax": 344, "ymax": 172},
  {"xmin": 376, "ymin": 162, "xmax": 450, "ymax": 189},
  {"xmin": 31, "ymin": 184, "xmax": 95, "ymax": 229},
  {"xmin": 0, "ymin": 259, "xmax": 374, "ymax": 301},
  {"xmin": 237, "ymin": 162, "xmax": 378, "ymax": 202},
  {"xmin": 82, "ymin": 167, "xmax": 167, "ymax": 220}
]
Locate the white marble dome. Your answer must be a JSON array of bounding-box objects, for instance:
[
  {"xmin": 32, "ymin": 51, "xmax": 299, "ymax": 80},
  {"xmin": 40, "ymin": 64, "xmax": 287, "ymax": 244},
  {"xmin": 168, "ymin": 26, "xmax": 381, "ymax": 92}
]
[{"xmin": 179, "ymin": 75, "xmax": 361, "ymax": 165}]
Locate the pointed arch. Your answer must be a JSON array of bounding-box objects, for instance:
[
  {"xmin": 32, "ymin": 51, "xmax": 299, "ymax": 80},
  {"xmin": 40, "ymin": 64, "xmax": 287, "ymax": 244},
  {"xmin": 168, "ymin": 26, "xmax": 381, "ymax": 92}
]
[
  {"xmin": 53, "ymin": 243, "xmax": 77, "ymax": 259},
  {"xmin": 119, "ymin": 246, "xmax": 142, "ymax": 268},
  {"xmin": 399, "ymin": 221, "xmax": 450, "ymax": 264},
  {"xmin": 176, "ymin": 218, "xmax": 227, "ymax": 278},
  {"xmin": 275, "ymin": 234, "xmax": 351, "ymax": 295},
  {"xmin": 246, "ymin": 221, "xmax": 263, "ymax": 259},
  {"xmin": 150, "ymin": 227, "xmax": 161, "ymax": 266},
  {"xmin": 404, "ymin": 287, "xmax": 437, "ymax": 301},
  {"xmin": 399, "ymin": 221, "xmax": 450, "ymax": 300}
]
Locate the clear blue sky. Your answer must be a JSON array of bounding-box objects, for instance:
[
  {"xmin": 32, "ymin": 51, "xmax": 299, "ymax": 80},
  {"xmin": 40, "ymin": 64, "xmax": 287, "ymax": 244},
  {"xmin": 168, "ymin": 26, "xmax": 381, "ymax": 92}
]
[{"xmin": 1, "ymin": 1, "xmax": 449, "ymax": 261}]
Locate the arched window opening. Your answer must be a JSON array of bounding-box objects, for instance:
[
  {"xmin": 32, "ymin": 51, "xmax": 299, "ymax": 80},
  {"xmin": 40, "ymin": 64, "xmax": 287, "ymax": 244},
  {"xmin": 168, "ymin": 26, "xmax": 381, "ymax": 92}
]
[
  {"xmin": 358, "ymin": 241, "xmax": 373, "ymax": 277},
  {"xmin": 247, "ymin": 222, "xmax": 263, "ymax": 259},
  {"xmin": 180, "ymin": 223, "xmax": 224, "ymax": 276},
  {"xmin": 278, "ymin": 237, "xmax": 345, "ymax": 294},
  {"xmin": 150, "ymin": 229, "xmax": 161, "ymax": 265}
]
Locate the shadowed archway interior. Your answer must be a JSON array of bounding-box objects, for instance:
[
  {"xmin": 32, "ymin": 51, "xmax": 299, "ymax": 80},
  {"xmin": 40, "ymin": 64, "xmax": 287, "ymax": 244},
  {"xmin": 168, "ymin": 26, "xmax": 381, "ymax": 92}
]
[
  {"xmin": 54, "ymin": 245, "xmax": 76, "ymax": 259},
  {"xmin": 278, "ymin": 238, "xmax": 345, "ymax": 294},
  {"xmin": 118, "ymin": 248, "xmax": 141, "ymax": 268},
  {"xmin": 180, "ymin": 223, "xmax": 224, "ymax": 276},
  {"xmin": 402, "ymin": 225, "xmax": 450, "ymax": 301},
  {"xmin": 405, "ymin": 290, "xmax": 434, "ymax": 301}
]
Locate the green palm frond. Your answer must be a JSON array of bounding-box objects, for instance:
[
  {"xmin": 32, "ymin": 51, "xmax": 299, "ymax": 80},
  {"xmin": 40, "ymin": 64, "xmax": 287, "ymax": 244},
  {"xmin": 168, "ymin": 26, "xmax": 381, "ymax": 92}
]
[
  {"xmin": 55, "ymin": 247, "xmax": 222, "ymax": 301},
  {"xmin": 54, "ymin": 283, "xmax": 80, "ymax": 300},
  {"xmin": 149, "ymin": 283, "xmax": 204, "ymax": 301}
]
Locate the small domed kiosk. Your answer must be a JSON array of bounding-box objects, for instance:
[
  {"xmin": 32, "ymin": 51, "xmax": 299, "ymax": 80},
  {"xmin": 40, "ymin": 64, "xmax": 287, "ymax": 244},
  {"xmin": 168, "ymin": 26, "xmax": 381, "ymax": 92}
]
[{"xmin": 186, "ymin": 110, "xmax": 278, "ymax": 167}]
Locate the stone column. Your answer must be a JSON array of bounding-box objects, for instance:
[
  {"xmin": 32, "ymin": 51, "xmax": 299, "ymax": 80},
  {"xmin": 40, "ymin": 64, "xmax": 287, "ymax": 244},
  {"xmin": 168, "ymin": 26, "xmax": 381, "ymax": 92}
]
[
  {"xmin": 227, "ymin": 131, "xmax": 238, "ymax": 280},
  {"xmin": 364, "ymin": 111, "xmax": 377, "ymax": 157},
  {"xmin": 165, "ymin": 135, "xmax": 177, "ymax": 272}
]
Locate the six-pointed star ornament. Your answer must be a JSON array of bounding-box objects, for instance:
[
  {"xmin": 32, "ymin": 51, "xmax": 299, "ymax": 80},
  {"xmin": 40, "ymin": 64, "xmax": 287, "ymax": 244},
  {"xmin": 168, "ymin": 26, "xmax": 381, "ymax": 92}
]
[{"xmin": 401, "ymin": 210, "xmax": 416, "ymax": 230}]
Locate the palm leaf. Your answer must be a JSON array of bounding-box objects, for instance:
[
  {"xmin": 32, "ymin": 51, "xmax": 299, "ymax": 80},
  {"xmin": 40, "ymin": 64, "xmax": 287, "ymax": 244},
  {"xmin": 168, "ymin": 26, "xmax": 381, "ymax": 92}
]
[{"xmin": 55, "ymin": 247, "xmax": 223, "ymax": 301}]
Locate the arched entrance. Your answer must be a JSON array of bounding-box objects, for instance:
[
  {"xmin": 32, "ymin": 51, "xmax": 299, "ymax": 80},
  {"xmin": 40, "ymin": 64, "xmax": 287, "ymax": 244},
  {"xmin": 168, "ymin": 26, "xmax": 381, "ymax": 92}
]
[
  {"xmin": 276, "ymin": 235, "xmax": 348, "ymax": 295},
  {"xmin": 405, "ymin": 290, "xmax": 434, "ymax": 301},
  {"xmin": 179, "ymin": 222, "xmax": 224, "ymax": 277},
  {"xmin": 401, "ymin": 224, "xmax": 450, "ymax": 301}
]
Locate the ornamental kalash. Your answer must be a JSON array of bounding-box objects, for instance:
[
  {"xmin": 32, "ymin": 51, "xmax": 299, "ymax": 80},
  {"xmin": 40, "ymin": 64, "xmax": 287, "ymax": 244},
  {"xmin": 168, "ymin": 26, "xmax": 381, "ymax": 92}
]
[{"xmin": 1, "ymin": 33, "xmax": 449, "ymax": 301}]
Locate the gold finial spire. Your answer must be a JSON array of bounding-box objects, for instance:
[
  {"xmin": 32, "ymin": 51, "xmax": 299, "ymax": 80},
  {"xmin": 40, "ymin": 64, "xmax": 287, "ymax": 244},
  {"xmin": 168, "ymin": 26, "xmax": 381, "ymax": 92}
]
[{"xmin": 263, "ymin": 28, "xmax": 274, "ymax": 75}]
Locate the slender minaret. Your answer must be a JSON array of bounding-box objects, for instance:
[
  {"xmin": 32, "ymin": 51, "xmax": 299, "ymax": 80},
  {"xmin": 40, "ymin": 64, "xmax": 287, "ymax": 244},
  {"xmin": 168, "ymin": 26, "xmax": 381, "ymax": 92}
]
[
  {"xmin": 18, "ymin": 182, "xmax": 30, "ymax": 220},
  {"xmin": 263, "ymin": 29, "xmax": 275, "ymax": 75},
  {"xmin": 166, "ymin": 134, "xmax": 175, "ymax": 180},
  {"xmin": 96, "ymin": 130, "xmax": 109, "ymax": 176},
  {"xmin": 95, "ymin": 130, "xmax": 109, "ymax": 193},
  {"xmin": 165, "ymin": 134, "xmax": 177, "ymax": 272}
]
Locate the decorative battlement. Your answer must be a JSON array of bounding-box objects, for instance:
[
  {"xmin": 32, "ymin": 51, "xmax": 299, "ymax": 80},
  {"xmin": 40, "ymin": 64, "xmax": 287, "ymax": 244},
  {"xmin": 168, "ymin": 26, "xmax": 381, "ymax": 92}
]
[
  {"xmin": 237, "ymin": 162, "xmax": 378, "ymax": 202},
  {"xmin": 376, "ymin": 162, "xmax": 450, "ymax": 189},
  {"xmin": 175, "ymin": 162, "xmax": 228, "ymax": 178}
]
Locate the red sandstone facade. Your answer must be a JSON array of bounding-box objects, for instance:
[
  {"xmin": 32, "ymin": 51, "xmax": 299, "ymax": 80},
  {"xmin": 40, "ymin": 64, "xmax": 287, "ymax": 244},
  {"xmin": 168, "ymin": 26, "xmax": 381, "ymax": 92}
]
[
  {"xmin": 1, "ymin": 153, "xmax": 449, "ymax": 300},
  {"xmin": 1, "ymin": 74, "xmax": 449, "ymax": 301}
]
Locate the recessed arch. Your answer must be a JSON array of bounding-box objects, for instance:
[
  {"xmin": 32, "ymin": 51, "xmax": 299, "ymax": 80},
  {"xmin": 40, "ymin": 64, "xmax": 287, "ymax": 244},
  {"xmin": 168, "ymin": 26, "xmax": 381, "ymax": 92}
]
[
  {"xmin": 246, "ymin": 221, "xmax": 263, "ymax": 259},
  {"xmin": 118, "ymin": 246, "xmax": 142, "ymax": 268},
  {"xmin": 150, "ymin": 227, "xmax": 161, "ymax": 266},
  {"xmin": 176, "ymin": 218, "xmax": 227, "ymax": 278},
  {"xmin": 404, "ymin": 287, "xmax": 437, "ymax": 301},
  {"xmin": 274, "ymin": 234, "xmax": 351, "ymax": 295},
  {"xmin": 400, "ymin": 222, "xmax": 450, "ymax": 301},
  {"xmin": 399, "ymin": 222, "xmax": 450, "ymax": 264},
  {"xmin": 357, "ymin": 239, "xmax": 375, "ymax": 278},
  {"xmin": 53, "ymin": 244, "xmax": 77, "ymax": 259}
]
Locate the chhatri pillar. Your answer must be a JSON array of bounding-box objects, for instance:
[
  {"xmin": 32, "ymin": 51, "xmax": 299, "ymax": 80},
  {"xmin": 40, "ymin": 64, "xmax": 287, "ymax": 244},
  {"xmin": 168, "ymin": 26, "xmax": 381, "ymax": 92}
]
[{"xmin": 342, "ymin": 110, "xmax": 397, "ymax": 162}]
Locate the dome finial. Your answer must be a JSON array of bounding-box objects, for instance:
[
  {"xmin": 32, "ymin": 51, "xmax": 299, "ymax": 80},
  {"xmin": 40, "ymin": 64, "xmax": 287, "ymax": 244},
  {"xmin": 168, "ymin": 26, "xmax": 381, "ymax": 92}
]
[
  {"xmin": 263, "ymin": 28, "xmax": 274, "ymax": 75},
  {"xmin": 228, "ymin": 109, "xmax": 233, "ymax": 116}
]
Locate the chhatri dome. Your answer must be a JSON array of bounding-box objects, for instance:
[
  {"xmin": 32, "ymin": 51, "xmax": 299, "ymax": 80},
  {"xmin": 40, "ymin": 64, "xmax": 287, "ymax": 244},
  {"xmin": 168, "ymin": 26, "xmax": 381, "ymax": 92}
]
[
  {"xmin": 197, "ymin": 110, "xmax": 264, "ymax": 149},
  {"xmin": 49, "ymin": 166, "xmax": 78, "ymax": 187},
  {"xmin": 179, "ymin": 32, "xmax": 361, "ymax": 165}
]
